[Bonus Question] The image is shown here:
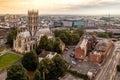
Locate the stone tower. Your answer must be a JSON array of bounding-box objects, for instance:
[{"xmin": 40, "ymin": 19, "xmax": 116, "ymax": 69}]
[{"xmin": 28, "ymin": 10, "xmax": 39, "ymax": 36}]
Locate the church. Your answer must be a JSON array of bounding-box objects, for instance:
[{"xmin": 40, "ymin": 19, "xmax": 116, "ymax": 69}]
[{"xmin": 13, "ymin": 10, "xmax": 53, "ymax": 54}]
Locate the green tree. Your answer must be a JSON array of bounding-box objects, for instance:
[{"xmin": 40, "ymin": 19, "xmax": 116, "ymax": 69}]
[
  {"xmin": 35, "ymin": 46, "xmax": 42, "ymax": 55},
  {"xmin": 53, "ymin": 30, "xmax": 62, "ymax": 37},
  {"xmin": 6, "ymin": 64, "xmax": 28, "ymax": 80},
  {"xmin": 70, "ymin": 34, "xmax": 79, "ymax": 45},
  {"xmin": 117, "ymin": 64, "xmax": 120, "ymax": 72},
  {"xmin": 39, "ymin": 35, "xmax": 48, "ymax": 49},
  {"xmin": 52, "ymin": 54, "xmax": 69, "ymax": 77},
  {"xmin": 38, "ymin": 54, "xmax": 69, "ymax": 80},
  {"xmin": 59, "ymin": 33, "xmax": 68, "ymax": 45},
  {"xmin": 73, "ymin": 29, "xmax": 84, "ymax": 37},
  {"xmin": 22, "ymin": 50, "xmax": 38, "ymax": 71},
  {"xmin": 53, "ymin": 38, "xmax": 62, "ymax": 54},
  {"xmin": 46, "ymin": 39, "xmax": 53, "ymax": 51},
  {"xmin": 38, "ymin": 58, "xmax": 54, "ymax": 80},
  {"xmin": 34, "ymin": 70, "xmax": 42, "ymax": 80},
  {"xmin": 35, "ymin": 35, "xmax": 48, "ymax": 55},
  {"xmin": 107, "ymin": 32, "xmax": 113, "ymax": 38},
  {"xmin": 7, "ymin": 30, "xmax": 17, "ymax": 47},
  {"xmin": 97, "ymin": 32, "xmax": 109, "ymax": 38}
]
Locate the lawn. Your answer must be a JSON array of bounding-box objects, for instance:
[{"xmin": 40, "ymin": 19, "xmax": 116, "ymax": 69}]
[
  {"xmin": 0, "ymin": 46, "xmax": 4, "ymax": 52},
  {"xmin": 0, "ymin": 52, "xmax": 21, "ymax": 71}
]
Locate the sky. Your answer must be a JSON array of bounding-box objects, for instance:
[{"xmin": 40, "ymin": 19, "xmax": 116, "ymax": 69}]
[{"xmin": 0, "ymin": 0, "xmax": 120, "ymax": 15}]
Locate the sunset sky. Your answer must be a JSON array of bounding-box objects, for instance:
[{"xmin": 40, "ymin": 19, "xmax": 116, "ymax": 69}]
[{"xmin": 0, "ymin": 0, "xmax": 120, "ymax": 15}]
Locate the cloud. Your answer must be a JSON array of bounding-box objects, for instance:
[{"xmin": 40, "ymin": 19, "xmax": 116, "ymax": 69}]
[
  {"xmin": 0, "ymin": 0, "xmax": 119, "ymax": 14},
  {"xmin": 56, "ymin": 0, "xmax": 120, "ymax": 15}
]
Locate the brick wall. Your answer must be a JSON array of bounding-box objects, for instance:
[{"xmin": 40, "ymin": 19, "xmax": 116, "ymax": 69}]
[
  {"xmin": 90, "ymin": 53, "xmax": 102, "ymax": 63},
  {"xmin": 75, "ymin": 47, "xmax": 86, "ymax": 59}
]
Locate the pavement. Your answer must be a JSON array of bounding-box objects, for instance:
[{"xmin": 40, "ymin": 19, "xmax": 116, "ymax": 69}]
[
  {"xmin": 95, "ymin": 42, "xmax": 120, "ymax": 80},
  {"xmin": 0, "ymin": 70, "xmax": 7, "ymax": 80},
  {"xmin": 60, "ymin": 73, "xmax": 83, "ymax": 80}
]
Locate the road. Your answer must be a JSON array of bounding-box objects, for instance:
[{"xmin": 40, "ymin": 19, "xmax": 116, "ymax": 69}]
[
  {"xmin": 95, "ymin": 42, "xmax": 120, "ymax": 80},
  {"xmin": 0, "ymin": 70, "xmax": 7, "ymax": 80}
]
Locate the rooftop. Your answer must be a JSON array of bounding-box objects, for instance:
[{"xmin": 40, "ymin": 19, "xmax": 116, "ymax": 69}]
[
  {"xmin": 20, "ymin": 30, "xmax": 31, "ymax": 37},
  {"xmin": 76, "ymin": 36, "xmax": 88, "ymax": 49}
]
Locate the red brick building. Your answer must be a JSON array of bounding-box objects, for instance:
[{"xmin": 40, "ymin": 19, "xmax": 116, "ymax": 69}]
[
  {"xmin": 75, "ymin": 36, "xmax": 88, "ymax": 59},
  {"xmin": 90, "ymin": 39, "xmax": 113, "ymax": 63}
]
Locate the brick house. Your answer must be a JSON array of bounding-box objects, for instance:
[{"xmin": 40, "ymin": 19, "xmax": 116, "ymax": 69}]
[
  {"xmin": 75, "ymin": 36, "xmax": 88, "ymax": 60},
  {"xmin": 90, "ymin": 39, "xmax": 113, "ymax": 63}
]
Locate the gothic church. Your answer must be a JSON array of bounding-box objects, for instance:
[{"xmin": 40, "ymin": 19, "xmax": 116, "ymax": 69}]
[{"xmin": 13, "ymin": 10, "xmax": 53, "ymax": 53}]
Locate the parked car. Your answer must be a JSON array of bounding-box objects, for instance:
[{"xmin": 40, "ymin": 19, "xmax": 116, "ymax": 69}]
[
  {"xmin": 72, "ymin": 61, "xmax": 76, "ymax": 65},
  {"xmin": 69, "ymin": 53, "xmax": 75, "ymax": 58}
]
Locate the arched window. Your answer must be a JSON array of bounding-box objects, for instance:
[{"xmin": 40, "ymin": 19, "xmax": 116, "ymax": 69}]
[
  {"xmin": 25, "ymin": 45, "xmax": 27, "ymax": 51},
  {"xmin": 18, "ymin": 39, "xmax": 21, "ymax": 48}
]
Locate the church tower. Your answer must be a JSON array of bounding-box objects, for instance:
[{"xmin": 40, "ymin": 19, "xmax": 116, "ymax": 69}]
[{"xmin": 28, "ymin": 10, "xmax": 39, "ymax": 36}]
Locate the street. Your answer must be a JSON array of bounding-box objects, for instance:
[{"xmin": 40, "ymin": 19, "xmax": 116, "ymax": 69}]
[
  {"xmin": 0, "ymin": 70, "xmax": 7, "ymax": 80},
  {"xmin": 95, "ymin": 42, "xmax": 120, "ymax": 80}
]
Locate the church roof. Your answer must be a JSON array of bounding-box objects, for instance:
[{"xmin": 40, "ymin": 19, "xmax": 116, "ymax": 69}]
[
  {"xmin": 20, "ymin": 30, "xmax": 31, "ymax": 37},
  {"xmin": 35, "ymin": 28, "xmax": 50, "ymax": 36}
]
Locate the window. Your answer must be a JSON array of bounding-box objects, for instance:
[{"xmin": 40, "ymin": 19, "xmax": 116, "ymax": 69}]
[
  {"xmin": 18, "ymin": 39, "xmax": 21, "ymax": 48},
  {"xmin": 25, "ymin": 45, "xmax": 27, "ymax": 51}
]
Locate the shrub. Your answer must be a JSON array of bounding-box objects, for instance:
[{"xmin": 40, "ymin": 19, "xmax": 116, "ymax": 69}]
[
  {"xmin": 117, "ymin": 64, "xmax": 120, "ymax": 72},
  {"xmin": 68, "ymin": 70, "xmax": 88, "ymax": 80}
]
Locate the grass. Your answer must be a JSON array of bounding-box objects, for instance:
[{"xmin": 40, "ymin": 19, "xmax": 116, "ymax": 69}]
[
  {"xmin": 0, "ymin": 46, "xmax": 4, "ymax": 52},
  {"xmin": 0, "ymin": 52, "xmax": 21, "ymax": 71}
]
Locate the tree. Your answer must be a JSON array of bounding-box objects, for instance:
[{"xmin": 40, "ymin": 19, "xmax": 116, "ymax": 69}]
[
  {"xmin": 38, "ymin": 58, "xmax": 54, "ymax": 80},
  {"xmin": 53, "ymin": 38, "xmax": 62, "ymax": 54},
  {"xmin": 35, "ymin": 35, "xmax": 53, "ymax": 54},
  {"xmin": 70, "ymin": 34, "xmax": 79, "ymax": 45},
  {"xmin": 34, "ymin": 70, "xmax": 42, "ymax": 80},
  {"xmin": 107, "ymin": 32, "xmax": 113, "ymax": 38},
  {"xmin": 38, "ymin": 55, "xmax": 69, "ymax": 80},
  {"xmin": 46, "ymin": 39, "xmax": 53, "ymax": 51},
  {"xmin": 73, "ymin": 29, "xmax": 84, "ymax": 37},
  {"xmin": 35, "ymin": 46, "xmax": 42, "ymax": 55},
  {"xmin": 7, "ymin": 30, "xmax": 17, "ymax": 47},
  {"xmin": 97, "ymin": 32, "xmax": 109, "ymax": 38},
  {"xmin": 59, "ymin": 33, "xmax": 68, "ymax": 45},
  {"xmin": 6, "ymin": 64, "xmax": 28, "ymax": 80},
  {"xmin": 52, "ymin": 54, "xmax": 69, "ymax": 77},
  {"xmin": 22, "ymin": 50, "xmax": 38, "ymax": 71},
  {"xmin": 117, "ymin": 64, "xmax": 120, "ymax": 72},
  {"xmin": 53, "ymin": 30, "xmax": 61, "ymax": 37},
  {"xmin": 39, "ymin": 35, "xmax": 48, "ymax": 49}
]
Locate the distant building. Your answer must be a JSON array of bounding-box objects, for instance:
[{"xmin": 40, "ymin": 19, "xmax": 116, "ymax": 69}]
[
  {"xmin": 54, "ymin": 21, "xmax": 63, "ymax": 27},
  {"xmin": 87, "ymin": 20, "xmax": 96, "ymax": 27},
  {"xmin": 73, "ymin": 21, "xmax": 85, "ymax": 27},
  {"xmin": 90, "ymin": 39, "xmax": 113, "ymax": 63},
  {"xmin": 85, "ymin": 28, "xmax": 105, "ymax": 34},
  {"xmin": 74, "ymin": 36, "xmax": 88, "ymax": 60},
  {"xmin": 62, "ymin": 21, "xmax": 73, "ymax": 27}
]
